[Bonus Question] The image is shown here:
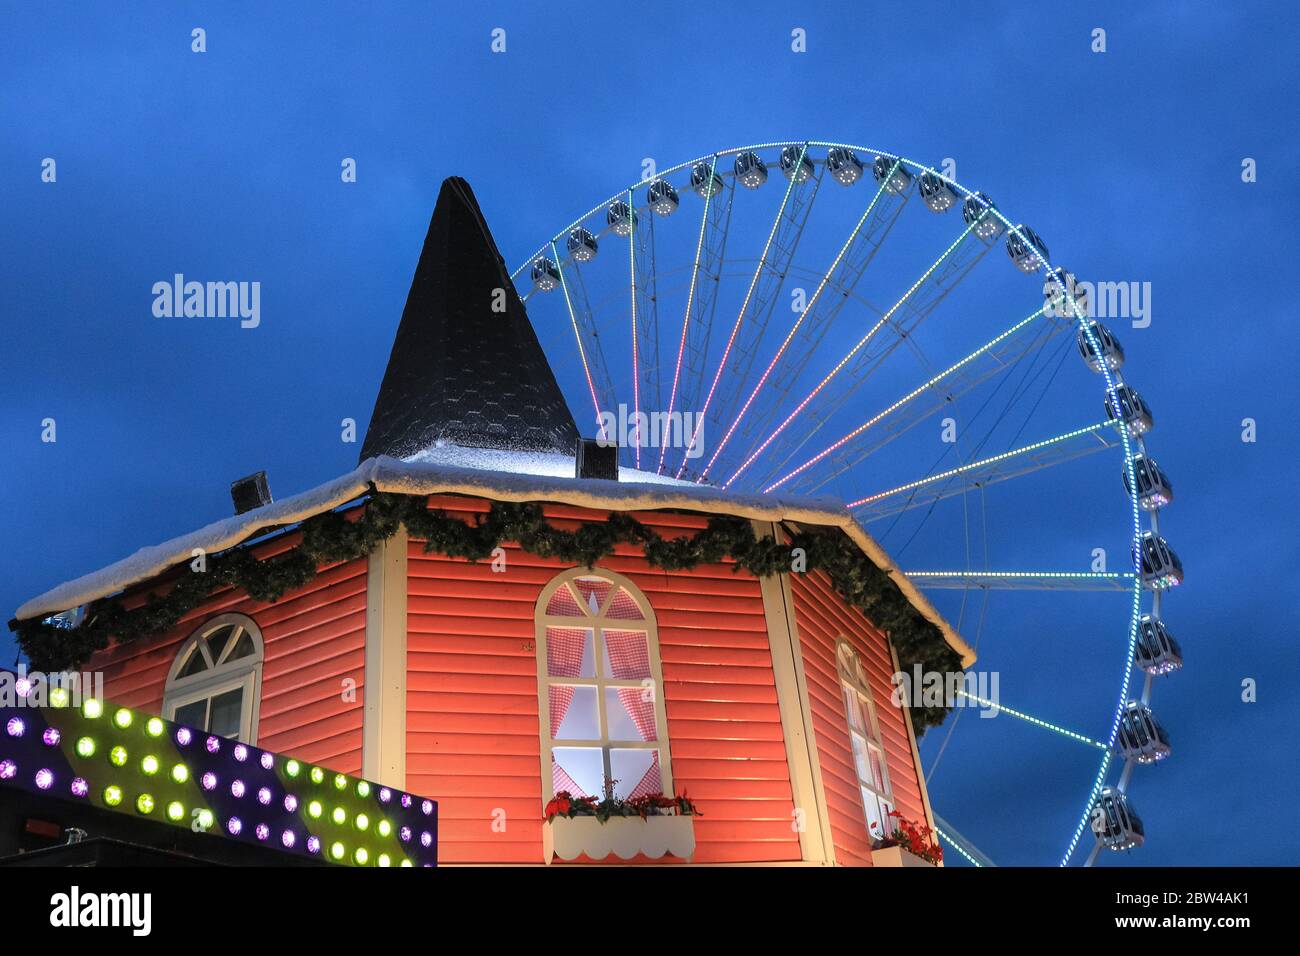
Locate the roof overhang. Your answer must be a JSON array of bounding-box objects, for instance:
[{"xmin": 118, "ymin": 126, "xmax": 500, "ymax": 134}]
[{"xmin": 14, "ymin": 456, "xmax": 975, "ymax": 667}]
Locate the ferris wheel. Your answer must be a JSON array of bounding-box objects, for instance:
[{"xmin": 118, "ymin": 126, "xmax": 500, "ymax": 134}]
[{"xmin": 509, "ymin": 141, "xmax": 1182, "ymax": 866}]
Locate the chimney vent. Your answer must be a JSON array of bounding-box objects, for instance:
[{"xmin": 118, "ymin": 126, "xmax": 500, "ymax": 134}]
[
  {"xmin": 575, "ymin": 439, "xmax": 618, "ymax": 481},
  {"xmin": 231, "ymin": 471, "xmax": 272, "ymax": 514}
]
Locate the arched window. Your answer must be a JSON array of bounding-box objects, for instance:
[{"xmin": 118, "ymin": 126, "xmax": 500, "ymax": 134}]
[
  {"xmin": 535, "ymin": 569, "xmax": 672, "ymax": 803},
  {"xmin": 163, "ymin": 613, "xmax": 264, "ymax": 743},
  {"xmin": 836, "ymin": 639, "xmax": 894, "ymax": 841}
]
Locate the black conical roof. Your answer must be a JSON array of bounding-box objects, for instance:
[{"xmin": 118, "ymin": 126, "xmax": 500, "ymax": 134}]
[{"xmin": 359, "ymin": 177, "xmax": 579, "ymax": 462}]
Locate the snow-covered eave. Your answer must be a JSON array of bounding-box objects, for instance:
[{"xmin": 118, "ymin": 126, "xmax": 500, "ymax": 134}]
[{"xmin": 14, "ymin": 455, "xmax": 975, "ymax": 668}]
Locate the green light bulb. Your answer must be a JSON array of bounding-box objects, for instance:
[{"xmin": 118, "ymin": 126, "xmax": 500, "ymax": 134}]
[
  {"xmin": 353, "ymin": 847, "xmax": 369, "ymax": 866},
  {"xmin": 50, "ymin": 687, "xmax": 70, "ymax": 708},
  {"xmin": 310, "ymin": 767, "xmax": 325, "ymax": 785},
  {"xmin": 333, "ymin": 774, "xmax": 347, "ymax": 791},
  {"xmin": 377, "ymin": 853, "xmax": 391, "ymax": 868},
  {"xmin": 399, "ymin": 859, "xmax": 412, "ymax": 868},
  {"xmin": 146, "ymin": 717, "xmax": 165, "ymax": 737},
  {"xmin": 308, "ymin": 800, "xmax": 323, "ymax": 819},
  {"xmin": 356, "ymin": 781, "xmax": 370, "ymax": 798},
  {"xmin": 332, "ymin": 807, "xmax": 347, "ymax": 826},
  {"xmin": 171, "ymin": 763, "xmax": 189, "ymax": 784},
  {"xmin": 76, "ymin": 736, "xmax": 96, "ymax": 758},
  {"xmin": 82, "ymin": 699, "xmax": 103, "ymax": 719},
  {"xmin": 354, "ymin": 813, "xmax": 369, "ymax": 832},
  {"xmin": 113, "ymin": 708, "xmax": 133, "ymax": 729},
  {"xmin": 136, "ymin": 793, "xmax": 155, "ymax": 815},
  {"xmin": 103, "ymin": 785, "xmax": 123, "ymax": 806},
  {"xmin": 109, "ymin": 746, "xmax": 128, "ymax": 767},
  {"xmin": 196, "ymin": 809, "xmax": 214, "ymax": 830},
  {"xmin": 166, "ymin": 801, "xmax": 185, "ymax": 822},
  {"xmin": 141, "ymin": 755, "xmax": 160, "ymax": 776},
  {"xmin": 330, "ymin": 841, "xmax": 345, "ymax": 861},
  {"xmin": 377, "ymin": 819, "xmax": 392, "ymax": 838},
  {"xmin": 286, "ymin": 759, "xmax": 301, "ymax": 777}
]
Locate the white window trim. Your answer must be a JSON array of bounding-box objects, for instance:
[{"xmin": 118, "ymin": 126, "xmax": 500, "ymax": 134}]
[
  {"xmin": 162, "ymin": 612, "xmax": 264, "ymax": 744},
  {"xmin": 535, "ymin": 567, "xmax": 674, "ymax": 802},
  {"xmin": 836, "ymin": 639, "xmax": 894, "ymax": 839}
]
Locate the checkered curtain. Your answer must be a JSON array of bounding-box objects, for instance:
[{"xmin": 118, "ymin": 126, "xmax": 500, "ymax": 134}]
[
  {"xmin": 547, "ymin": 626, "xmax": 587, "ymax": 737},
  {"xmin": 606, "ymin": 629, "xmax": 655, "ymax": 742},
  {"xmin": 626, "ymin": 752, "xmax": 662, "ymax": 800}
]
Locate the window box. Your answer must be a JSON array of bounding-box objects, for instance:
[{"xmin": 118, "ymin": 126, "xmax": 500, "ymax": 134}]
[
  {"xmin": 543, "ymin": 812, "xmax": 696, "ymax": 863},
  {"xmin": 870, "ymin": 845, "xmax": 938, "ymax": 868}
]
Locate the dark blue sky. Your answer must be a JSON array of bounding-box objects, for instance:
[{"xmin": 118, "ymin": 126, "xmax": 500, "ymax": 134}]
[{"xmin": 2, "ymin": 2, "xmax": 1296, "ymax": 866}]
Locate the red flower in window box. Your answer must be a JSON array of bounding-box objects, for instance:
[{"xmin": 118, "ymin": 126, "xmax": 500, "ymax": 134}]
[{"xmin": 871, "ymin": 811, "xmax": 943, "ymax": 865}]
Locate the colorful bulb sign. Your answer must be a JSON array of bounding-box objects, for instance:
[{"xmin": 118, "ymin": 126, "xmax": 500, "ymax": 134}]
[{"xmin": 0, "ymin": 670, "xmax": 437, "ymax": 867}]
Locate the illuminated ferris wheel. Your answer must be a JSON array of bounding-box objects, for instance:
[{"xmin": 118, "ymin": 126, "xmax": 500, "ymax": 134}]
[{"xmin": 510, "ymin": 141, "xmax": 1182, "ymax": 866}]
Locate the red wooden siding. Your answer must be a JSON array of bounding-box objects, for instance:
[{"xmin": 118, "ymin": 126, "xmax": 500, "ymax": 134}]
[
  {"xmin": 86, "ymin": 531, "xmax": 369, "ymax": 774},
  {"xmin": 788, "ymin": 568, "xmax": 928, "ymax": 867},
  {"xmin": 405, "ymin": 496, "xmax": 802, "ymax": 865}
]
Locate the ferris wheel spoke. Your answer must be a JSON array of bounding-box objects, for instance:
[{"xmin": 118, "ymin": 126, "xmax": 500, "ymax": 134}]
[
  {"xmin": 743, "ymin": 230, "xmax": 998, "ymax": 490},
  {"xmin": 949, "ymin": 690, "xmax": 1109, "ymax": 750},
  {"xmin": 659, "ymin": 160, "xmax": 734, "ymax": 473},
  {"xmin": 846, "ymin": 421, "xmax": 1119, "ymax": 520},
  {"xmin": 552, "ymin": 241, "xmax": 617, "ymax": 439},
  {"xmin": 696, "ymin": 168, "xmax": 911, "ymax": 482},
  {"xmin": 720, "ymin": 221, "xmax": 984, "ymax": 489},
  {"xmin": 903, "ymin": 571, "xmax": 1136, "ymax": 592},
  {"xmin": 674, "ymin": 145, "xmax": 823, "ymax": 479},
  {"xmin": 932, "ymin": 814, "xmax": 997, "ymax": 867},
  {"xmin": 763, "ymin": 301, "xmax": 1071, "ymax": 494},
  {"xmin": 628, "ymin": 190, "xmax": 661, "ymax": 468}
]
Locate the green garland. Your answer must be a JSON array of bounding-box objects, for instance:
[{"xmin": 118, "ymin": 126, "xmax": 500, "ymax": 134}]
[{"xmin": 10, "ymin": 492, "xmax": 963, "ymax": 731}]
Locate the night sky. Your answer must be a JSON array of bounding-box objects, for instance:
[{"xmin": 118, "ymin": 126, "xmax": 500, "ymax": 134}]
[{"xmin": 2, "ymin": 2, "xmax": 1296, "ymax": 866}]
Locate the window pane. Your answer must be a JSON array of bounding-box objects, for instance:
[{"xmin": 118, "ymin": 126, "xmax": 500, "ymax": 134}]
[
  {"xmin": 851, "ymin": 732, "xmax": 871, "ymax": 783},
  {"xmin": 551, "ymin": 685, "xmax": 599, "ymax": 740},
  {"xmin": 209, "ymin": 687, "xmax": 244, "ymax": 738},
  {"xmin": 545, "ymin": 584, "xmax": 584, "ymax": 617},
  {"xmin": 869, "ymin": 747, "xmax": 887, "ymax": 793},
  {"xmin": 546, "ymin": 627, "xmax": 594, "ymax": 678},
  {"xmin": 601, "ymin": 629, "xmax": 650, "ymax": 680},
  {"xmin": 553, "ymin": 747, "xmax": 603, "ymax": 799},
  {"xmin": 863, "ymin": 786, "xmax": 884, "ymax": 839},
  {"xmin": 605, "ymin": 588, "xmax": 644, "ymax": 621},
  {"xmin": 610, "ymin": 748, "xmax": 659, "ymax": 799},
  {"xmin": 174, "ymin": 699, "xmax": 207, "ymax": 730},
  {"xmin": 843, "ymin": 686, "xmax": 865, "ymax": 732},
  {"xmin": 605, "ymin": 687, "xmax": 656, "ymax": 741},
  {"xmin": 573, "ymin": 576, "xmax": 612, "ymax": 615},
  {"xmin": 227, "ymin": 630, "xmax": 256, "ymax": 662},
  {"xmin": 177, "ymin": 643, "xmax": 210, "ymax": 678}
]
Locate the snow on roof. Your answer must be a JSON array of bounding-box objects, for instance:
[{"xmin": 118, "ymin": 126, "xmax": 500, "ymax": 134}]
[{"xmin": 14, "ymin": 454, "xmax": 974, "ymax": 667}]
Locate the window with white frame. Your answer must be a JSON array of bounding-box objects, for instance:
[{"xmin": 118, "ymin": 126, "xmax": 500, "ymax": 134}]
[
  {"xmin": 836, "ymin": 639, "xmax": 894, "ymax": 841},
  {"xmin": 163, "ymin": 613, "xmax": 264, "ymax": 743},
  {"xmin": 536, "ymin": 569, "xmax": 672, "ymax": 803}
]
